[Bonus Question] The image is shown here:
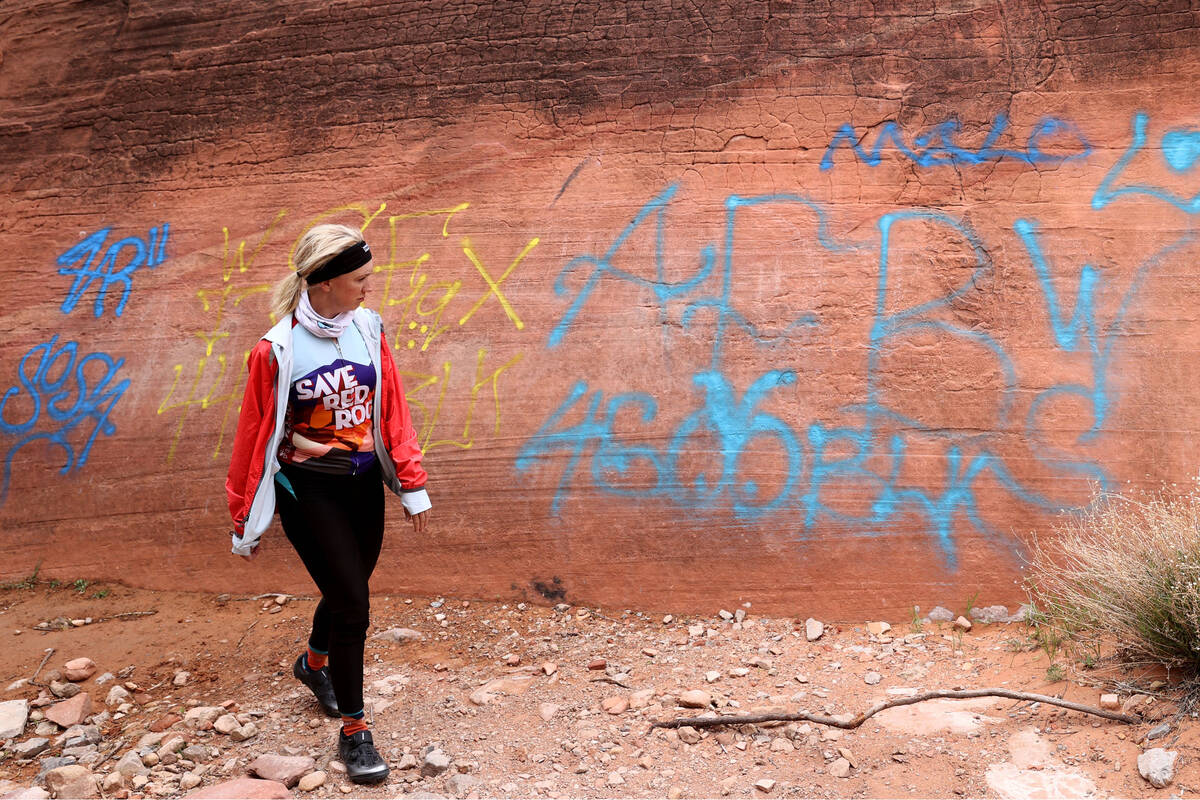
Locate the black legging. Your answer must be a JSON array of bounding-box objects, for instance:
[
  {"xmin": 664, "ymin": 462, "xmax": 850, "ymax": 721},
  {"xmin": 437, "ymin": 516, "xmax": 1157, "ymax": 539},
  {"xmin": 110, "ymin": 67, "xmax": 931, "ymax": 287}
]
[{"xmin": 275, "ymin": 461, "xmax": 384, "ymax": 717}]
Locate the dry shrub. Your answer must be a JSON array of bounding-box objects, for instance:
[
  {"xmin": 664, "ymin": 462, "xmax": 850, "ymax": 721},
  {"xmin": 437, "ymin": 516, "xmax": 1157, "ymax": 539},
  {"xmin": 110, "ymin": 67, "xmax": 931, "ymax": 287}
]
[{"xmin": 1027, "ymin": 489, "xmax": 1200, "ymax": 673}]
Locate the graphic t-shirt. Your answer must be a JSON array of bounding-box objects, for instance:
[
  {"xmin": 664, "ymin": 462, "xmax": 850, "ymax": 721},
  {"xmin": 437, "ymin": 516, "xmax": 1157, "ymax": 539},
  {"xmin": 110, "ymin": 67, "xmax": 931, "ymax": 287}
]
[{"xmin": 278, "ymin": 322, "xmax": 377, "ymax": 474}]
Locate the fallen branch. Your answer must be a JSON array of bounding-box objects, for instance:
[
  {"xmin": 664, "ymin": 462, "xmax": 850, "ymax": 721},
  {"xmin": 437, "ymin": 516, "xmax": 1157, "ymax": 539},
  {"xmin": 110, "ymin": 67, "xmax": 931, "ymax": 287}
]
[
  {"xmin": 652, "ymin": 688, "xmax": 1141, "ymax": 731},
  {"xmin": 236, "ymin": 620, "xmax": 258, "ymax": 649},
  {"xmin": 29, "ymin": 647, "xmax": 55, "ymax": 686},
  {"xmin": 97, "ymin": 611, "xmax": 157, "ymax": 622}
]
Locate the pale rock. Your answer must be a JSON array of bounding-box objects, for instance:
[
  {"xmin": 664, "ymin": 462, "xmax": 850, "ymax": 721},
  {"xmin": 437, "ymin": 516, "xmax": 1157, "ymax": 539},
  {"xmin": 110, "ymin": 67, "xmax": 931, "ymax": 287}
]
[
  {"xmin": 866, "ymin": 621, "xmax": 891, "ymax": 636},
  {"xmin": 105, "ymin": 685, "xmax": 132, "ymax": 708},
  {"xmin": 601, "ymin": 697, "xmax": 629, "ymax": 715},
  {"xmin": 541, "ymin": 662, "xmax": 557, "ymax": 676},
  {"xmin": 5, "ymin": 790, "xmax": 51, "ymax": 800},
  {"xmin": 247, "ymin": 754, "xmax": 315, "ymax": 788},
  {"xmin": 537, "ymin": 703, "xmax": 560, "ymax": 721},
  {"xmin": 864, "ymin": 672, "xmax": 882, "ymax": 685},
  {"xmin": 1137, "ymin": 748, "xmax": 1177, "ymax": 788},
  {"xmin": 63, "ymin": 658, "xmax": 97, "ymax": 682},
  {"xmin": 837, "ymin": 747, "xmax": 856, "ymax": 767},
  {"xmin": 928, "ymin": 606, "xmax": 955, "ymax": 622},
  {"xmin": 101, "ymin": 771, "xmax": 125, "ymax": 792},
  {"xmin": 677, "ymin": 726, "xmax": 701, "ymax": 745},
  {"xmin": 679, "ymin": 690, "xmax": 711, "ymax": 708},
  {"xmin": 754, "ymin": 778, "xmax": 776, "ymax": 793},
  {"xmin": 297, "ymin": 771, "xmax": 326, "ymax": 791},
  {"xmin": 718, "ymin": 610, "xmax": 734, "ymax": 621},
  {"xmin": 770, "ymin": 738, "xmax": 794, "ymax": 753},
  {"xmin": 829, "ymin": 758, "xmax": 851, "ymax": 778},
  {"xmin": 804, "ymin": 619, "xmax": 824, "ymax": 641},
  {"xmin": 173, "ymin": 671, "xmax": 190, "ymax": 687},
  {"xmin": 398, "ymin": 753, "xmax": 418, "ymax": 770},
  {"xmin": 0, "ymin": 700, "xmax": 29, "ymax": 739},
  {"xmin": 184, "ymin": 706, "xmax": 224, "ymax": 730},
  {"xmin": 1099, "ymin": 694, "xmax": 1120, "ymax": 710},
  {"xmin": 446, "ymin": 773, "xmax": 476, "ymax": 795},
  {"xmin": 730, "ymin": 668, "xmax": 750, "ymax": 678},
  {"xmin": 11, "ymin": 738, "xmax": 50, "ymax": 758},
  {"xmin": 629, "ymin": 689, "xmax": 656, "ymax": 709},
  {"xmin": 374, "ymin": 627, "xmax": 423, "ymax": 642},
  {"xmin": 687, "ymin": 624, "xmax": 704, "ymax": 638},
  {"xmin": 705, "ymin": 671, "xmax": 721, "ymax": 684},
  {"xmin": 970, "ymin": 605, "xmax": 1012, "ymax": 624},
  {"xmin": 502, "ymin": 653, "xmax": 520, "ymax": 666},
  {"xmin": 180, "ymin": 772, "xmax": 202, "ymax": 790},
  {"xmin": 953, "ymin": 616, "xmax": 972, "ymax": 631},
  {"xmin": 44, "ymin": 765, "xmax": 98, "ymax": 799},
  {"xmin": 213, "ymin": 714, "xmax": 240, "ymax": 735},
  {"xmin": 131, "ymin": 775, "xmax": 149, "ymax": 790},
  {"xmin": 230, "ymin": 722, "xmax": 258, "ymax": 742},
  {"xmin": 116, "ymin": 749, "xmax": 149, "ymax": 778},
  {"xmin": 45, "ymin": 694, "xmax": 91, "ymax": 728},
  {"xmin": 421, "ymin": 748, "xmax": 451, "ymax": 777},
  {"xmin": 718, "ymin": 776, "xmax": 738, "ymax": 795},
  {"xmin": 186, "ymin": 777, "xmax": 291, "ymax": 798},
  {"xmin": 667, "ymin": 785, "xmax": 683, "ymax": 799},
  {"xmin": 606, "ymin": 772, "xmax": 624, "ymax": 787}
]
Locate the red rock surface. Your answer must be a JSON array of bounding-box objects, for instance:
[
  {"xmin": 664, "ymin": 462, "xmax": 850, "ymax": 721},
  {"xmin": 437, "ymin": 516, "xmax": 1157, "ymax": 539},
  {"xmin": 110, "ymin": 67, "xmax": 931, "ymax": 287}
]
[
  {"xmin": 186, "ymin": 778, "xmax": 290, "ymax": 799},
  {"xmin": 1, "ymin": 2, "xmax": 1199, "ymax": 616},
  {"xmin": 43, "ymin": 693, "xmax": 92, "ymax": 729}
]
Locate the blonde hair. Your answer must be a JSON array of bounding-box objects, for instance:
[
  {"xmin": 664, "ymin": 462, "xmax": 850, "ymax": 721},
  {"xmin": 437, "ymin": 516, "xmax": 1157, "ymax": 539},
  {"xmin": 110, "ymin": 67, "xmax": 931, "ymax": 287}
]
[{"xmin": 271, "ymin": 223, "xmax": 364, "ymax": 318}]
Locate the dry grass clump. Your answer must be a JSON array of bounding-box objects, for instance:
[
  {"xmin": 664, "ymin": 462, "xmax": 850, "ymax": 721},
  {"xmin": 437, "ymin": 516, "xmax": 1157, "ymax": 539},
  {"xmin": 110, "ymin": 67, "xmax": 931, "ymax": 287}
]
[{"xmin": 1027, "ymin": 489, "xmax": 1200, "ymax": 673}]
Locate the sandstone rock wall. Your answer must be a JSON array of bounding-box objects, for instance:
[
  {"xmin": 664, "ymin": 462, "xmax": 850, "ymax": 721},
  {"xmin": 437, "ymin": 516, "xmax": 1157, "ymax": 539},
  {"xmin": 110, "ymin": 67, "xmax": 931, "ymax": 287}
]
[{"xmin": 2, "ymin": 1, "xmax": 1198, "ymax": 615}]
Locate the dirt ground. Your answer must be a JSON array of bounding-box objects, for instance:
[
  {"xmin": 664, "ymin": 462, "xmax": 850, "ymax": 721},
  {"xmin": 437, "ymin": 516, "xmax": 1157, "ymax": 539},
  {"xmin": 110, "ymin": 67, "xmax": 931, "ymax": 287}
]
[{"xmin": 0, "ymin": 580, "xmax": 1195, "ymax": 799}]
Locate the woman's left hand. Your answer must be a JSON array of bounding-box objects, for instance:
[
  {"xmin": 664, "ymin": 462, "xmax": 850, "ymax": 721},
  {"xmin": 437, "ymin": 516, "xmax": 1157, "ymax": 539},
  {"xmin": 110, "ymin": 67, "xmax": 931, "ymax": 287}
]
[{"xmin": 404, "ymin": 508, "xmax": 429, "ymax": 535}]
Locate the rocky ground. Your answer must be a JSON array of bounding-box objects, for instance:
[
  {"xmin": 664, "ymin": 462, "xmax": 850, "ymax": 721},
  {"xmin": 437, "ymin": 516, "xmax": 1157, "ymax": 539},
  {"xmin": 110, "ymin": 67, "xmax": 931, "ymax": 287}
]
[{"xmin": 0, "ymin": 581, "xmax": 1195, "ymax": 799}]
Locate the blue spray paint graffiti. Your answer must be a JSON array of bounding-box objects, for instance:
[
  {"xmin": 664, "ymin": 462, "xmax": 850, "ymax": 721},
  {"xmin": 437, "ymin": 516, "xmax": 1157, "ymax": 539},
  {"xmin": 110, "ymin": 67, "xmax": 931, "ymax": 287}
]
[
  {"xmin": 1093, "ymin": 112, "xmax": 1200, "ymax": 213},
  {"xmin": 819, "ymin": 114, "xmax": 1092, "ymax": 171},
  {"xmin": 519, "ymin": 129, "xmax": 1182, "ymax": 567},
  {"xmin": 0, "ymin": 336, "xmax": 130, "ymax": 502},
  {"xmin": 58, "ymin": 224, "xmax": 170, "ymax": 317}
]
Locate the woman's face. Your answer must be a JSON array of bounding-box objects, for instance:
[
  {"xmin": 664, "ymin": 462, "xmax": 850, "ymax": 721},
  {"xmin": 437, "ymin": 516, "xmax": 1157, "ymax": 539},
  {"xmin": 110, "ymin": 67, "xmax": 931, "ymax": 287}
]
[{"xmin": 316, "ymin": 261, "xmax": 373, "ymax": 314}]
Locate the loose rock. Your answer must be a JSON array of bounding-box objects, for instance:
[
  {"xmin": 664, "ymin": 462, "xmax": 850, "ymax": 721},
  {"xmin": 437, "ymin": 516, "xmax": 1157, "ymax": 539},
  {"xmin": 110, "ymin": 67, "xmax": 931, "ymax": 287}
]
[
  {"xmin": 44, "ymin": 765, "xmax": 98, "ymax": 799},
  {"xmin": 297, "ymin": 771, "xmax": 326, "ymax": 791},
  {"xmin": 601, "ymin": 697, "xmax": 629, "ymax": 714},
  {"xmin": 0, "ymin": 700, "xmax": 29, "ymax": 739},
  {"xmin": 11, "ymin": 738, "xmax": 50, "ymax": 758},
  {"xmin": 63, "ymin": 658, "xmax": 97, "ymax": 682},
  {"xmin": 247, "ymin": 754, "xmax": 316, "ymax": 788},
  {"xmin": 1099, "ymin": 693, "xmax": 1119, "ymax": 710},
  {"xmin": 679, "ymin": 689, "xmax": 711, "ymax": 708},
  {"xmin": 115, "ymin": 750, "xmax": 149, "ymax": 778},
  {"xmin": 754, "ymin": 778, "xmax": 776, "ymax": 793},
  {"xmin": 230, "ymin": 722, "xmax": 258, "ymax": 742},
  {"xmin": 804, "ymin": 619, "xmax": 824, "ymax": 641},
  {"xmin": 677, "ymin": 726, "xmax": 701, "ymax": 745},
  {"xmin": 105, "ymin": 685, "xmax": 133, "ymax": 708},
  {"xmin": 421, "ymin": 748, "xmax": 451, "ymax": 777},
  {"xmin": 928, "ymin": 606, "xmax": 955, "ymax": 622},
  {"xmin": 866, "ymin": 621, "xmax": 891, "ymax": 636},
  {"xmin": 45, "ymin": 694, "xmax": 92, "ymax": 728},
  {"xmin": 1138, "ymin": 748, "xmax": 1177, "ymax": 788},
  {"xmin": 186, "ymin": 778, "xmax": 291, "ymax": 798},
  {"xmin": 953, "ymin": 616, "xmax": 972, "ymax": 631},
  {"xmin": 829, "ymin": 758, "xmax": 852, "ymax": 778}
]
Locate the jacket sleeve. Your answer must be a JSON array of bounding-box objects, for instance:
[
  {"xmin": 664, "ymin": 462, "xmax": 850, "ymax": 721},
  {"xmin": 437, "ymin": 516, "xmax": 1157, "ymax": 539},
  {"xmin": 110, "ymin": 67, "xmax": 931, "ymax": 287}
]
[
  {"xmin": 225, "ymin": 340, "xmax": 278, "ymax": 540},
  {"xmin": 378, "ymin": 332, "xmax": 430, "ymax": 511}
]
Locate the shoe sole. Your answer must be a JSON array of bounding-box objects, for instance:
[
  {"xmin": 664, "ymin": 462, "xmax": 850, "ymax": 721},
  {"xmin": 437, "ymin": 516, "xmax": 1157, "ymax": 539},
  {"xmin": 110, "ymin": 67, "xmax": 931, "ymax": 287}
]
[{"xmin": 347, "ymin": 767, "xmax": 390, "ymax": 784}]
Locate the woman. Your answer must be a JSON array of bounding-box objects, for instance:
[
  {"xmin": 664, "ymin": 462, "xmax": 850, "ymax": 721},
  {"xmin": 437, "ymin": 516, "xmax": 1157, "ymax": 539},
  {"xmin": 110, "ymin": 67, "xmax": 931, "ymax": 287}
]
[{"xmin": 226, "ymin": 223, "xmax": 430, "ymax": 784}]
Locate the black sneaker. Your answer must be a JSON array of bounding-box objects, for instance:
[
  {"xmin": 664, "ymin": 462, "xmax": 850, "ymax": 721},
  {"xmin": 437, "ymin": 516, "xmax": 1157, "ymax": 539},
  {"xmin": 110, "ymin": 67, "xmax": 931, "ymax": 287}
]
[
  {"xmin": 338, "ymin": 729, "xmax": 390, "ymax": 784},
  {"xmin": 293, "ymin": 654, "xmax": 339, "ymax": 718}
]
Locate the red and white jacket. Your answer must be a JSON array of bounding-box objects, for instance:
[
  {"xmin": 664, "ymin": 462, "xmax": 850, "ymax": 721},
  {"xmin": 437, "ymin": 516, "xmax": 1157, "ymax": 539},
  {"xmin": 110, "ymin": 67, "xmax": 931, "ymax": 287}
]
[{"xmin": 225, "ymin": 308, "xmax": 429, "ymax": 555}]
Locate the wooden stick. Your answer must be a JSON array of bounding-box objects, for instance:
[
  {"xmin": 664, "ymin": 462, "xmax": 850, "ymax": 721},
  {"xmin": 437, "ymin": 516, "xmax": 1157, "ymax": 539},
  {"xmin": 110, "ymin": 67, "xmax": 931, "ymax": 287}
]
[
  {"xmin": 29, "ymin": 647, "xmax": 55, "ymax": 686},
  {"xmin": 652, "ymin": 688, "xmax": 1141, "ymax": 731}
]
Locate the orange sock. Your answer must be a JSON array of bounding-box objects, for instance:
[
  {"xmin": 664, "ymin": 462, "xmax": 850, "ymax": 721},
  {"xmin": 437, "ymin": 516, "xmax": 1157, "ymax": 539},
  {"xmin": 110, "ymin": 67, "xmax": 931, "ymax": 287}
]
[
  {"xmin": 305, "ymin": 648, "xmax": 328, "ymax": 670},
  {"xmin": 342, "ymin": 715, "xmax": 368, "ymax": 736}
]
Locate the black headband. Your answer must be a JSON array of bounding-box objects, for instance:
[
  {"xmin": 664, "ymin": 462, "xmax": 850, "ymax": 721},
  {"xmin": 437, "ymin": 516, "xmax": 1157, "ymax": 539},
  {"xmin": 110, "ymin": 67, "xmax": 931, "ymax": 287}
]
[{"xmin": 305, "ymin": 240, "xmax": 372, "ymax": 284}]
